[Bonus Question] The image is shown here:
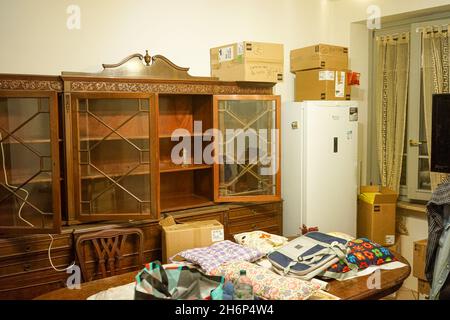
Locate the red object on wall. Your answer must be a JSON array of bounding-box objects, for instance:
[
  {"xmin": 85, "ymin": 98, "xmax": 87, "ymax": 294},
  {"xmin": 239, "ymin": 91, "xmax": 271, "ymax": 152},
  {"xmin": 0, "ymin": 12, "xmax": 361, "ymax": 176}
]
[{"xmin": 347, "ymin": 72, "xmax": 360, "ymax": 86}]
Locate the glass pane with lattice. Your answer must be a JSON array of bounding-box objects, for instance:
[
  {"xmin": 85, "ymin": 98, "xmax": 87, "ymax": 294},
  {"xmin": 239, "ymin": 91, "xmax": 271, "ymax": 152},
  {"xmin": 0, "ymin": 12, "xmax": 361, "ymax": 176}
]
[
  {"xmin": 217, "ymin": 99, "xmax": 278, "ymax": 197},
  {"xmin": 77, "ymin": 98, "xmax": 151, "ymax": 216},
  {"xmin": 0, "ymin": 97, "xmax": 55, "ymax": 230}
]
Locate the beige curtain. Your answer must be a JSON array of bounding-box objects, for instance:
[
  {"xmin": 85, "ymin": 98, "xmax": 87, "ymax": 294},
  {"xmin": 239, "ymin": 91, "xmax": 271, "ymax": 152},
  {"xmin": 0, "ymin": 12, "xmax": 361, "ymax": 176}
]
[
  {"xmin": 421, "ymin": 27, "xmax": 450, "ymax": 190},
  {"xmin": 375, "ymin": 34, "xmax": 410, "ymax": 192}
]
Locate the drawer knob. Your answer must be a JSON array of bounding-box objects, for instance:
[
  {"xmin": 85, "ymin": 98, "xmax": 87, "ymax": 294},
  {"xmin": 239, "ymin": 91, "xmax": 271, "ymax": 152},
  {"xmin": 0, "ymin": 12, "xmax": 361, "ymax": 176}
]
[
  {"xmin": 23, "ymin": 264, "xmax": 31, "ymax": 271},
  {"xmin": 25, "ymin": 245, "xmax": 32, "ymax": 252}
]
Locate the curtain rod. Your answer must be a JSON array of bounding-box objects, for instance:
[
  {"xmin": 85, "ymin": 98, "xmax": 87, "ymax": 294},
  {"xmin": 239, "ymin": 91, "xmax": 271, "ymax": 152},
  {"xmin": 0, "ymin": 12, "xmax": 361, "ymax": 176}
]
[
  {"xmin": 416, "ymin": 25, "xmax": 449, "ymax": 33},
  {"xmin": 376, "ymin": 32, "xmax": 410, "ymax": 41}
]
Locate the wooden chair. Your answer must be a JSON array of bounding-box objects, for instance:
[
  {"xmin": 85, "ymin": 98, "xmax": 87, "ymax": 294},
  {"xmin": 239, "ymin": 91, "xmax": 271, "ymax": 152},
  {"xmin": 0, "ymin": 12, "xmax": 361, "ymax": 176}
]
[{"xmin": 75, "ymin": 228, "xmax": 144, "ymax": 282}]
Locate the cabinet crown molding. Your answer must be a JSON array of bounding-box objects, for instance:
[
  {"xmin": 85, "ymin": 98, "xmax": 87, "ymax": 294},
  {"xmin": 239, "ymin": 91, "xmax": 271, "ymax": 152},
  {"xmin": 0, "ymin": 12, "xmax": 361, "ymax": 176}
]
[{"xmin": 62, "ymin": 51, "xmax": 218, "ymax": 81}]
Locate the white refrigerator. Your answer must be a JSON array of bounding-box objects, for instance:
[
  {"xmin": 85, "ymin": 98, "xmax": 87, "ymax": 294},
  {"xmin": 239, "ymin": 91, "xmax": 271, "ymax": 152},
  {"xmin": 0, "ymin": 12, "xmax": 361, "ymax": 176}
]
[{"xmin": 282, "ymin": 101, "xmax": 359, "ymax": 237}]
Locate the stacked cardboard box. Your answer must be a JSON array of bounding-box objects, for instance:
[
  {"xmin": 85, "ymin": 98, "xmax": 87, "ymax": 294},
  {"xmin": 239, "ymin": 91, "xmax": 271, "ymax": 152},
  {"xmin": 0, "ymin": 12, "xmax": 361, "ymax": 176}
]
[
  {"xmin": 290, "ymin": 44, "xmax": 351, "ymax": 101},
  {"xmin": 210, "ymin": 41, "xmax": 284, "ymax": 83},
  {"xmin": 413, "ymin": 239, "xmax": 430, "ymax": 298},
  {"xmin": 357, "ymin": 185, "xmax": 398, "ymax": 247}
]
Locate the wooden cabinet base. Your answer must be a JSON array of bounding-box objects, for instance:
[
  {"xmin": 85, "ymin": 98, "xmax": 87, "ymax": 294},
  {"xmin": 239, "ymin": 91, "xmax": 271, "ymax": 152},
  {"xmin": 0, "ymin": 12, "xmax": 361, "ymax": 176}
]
[{"xmin": 0, "ymin": 201, "xmax": 282, "ymax": 299}]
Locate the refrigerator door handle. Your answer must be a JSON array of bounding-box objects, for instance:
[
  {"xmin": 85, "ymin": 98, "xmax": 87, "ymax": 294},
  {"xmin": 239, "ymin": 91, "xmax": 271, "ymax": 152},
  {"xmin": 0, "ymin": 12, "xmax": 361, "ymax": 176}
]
[{"xmin": 333, "ymin": 137, "xmax": 338, "ymax": 153}]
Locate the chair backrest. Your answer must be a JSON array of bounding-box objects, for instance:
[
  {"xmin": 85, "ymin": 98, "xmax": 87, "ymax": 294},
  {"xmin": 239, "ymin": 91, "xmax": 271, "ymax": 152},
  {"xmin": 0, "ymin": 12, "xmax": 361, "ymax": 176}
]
[{"xmin": 75, "ymin": 228, "xmax": 144, "ymax": 282}]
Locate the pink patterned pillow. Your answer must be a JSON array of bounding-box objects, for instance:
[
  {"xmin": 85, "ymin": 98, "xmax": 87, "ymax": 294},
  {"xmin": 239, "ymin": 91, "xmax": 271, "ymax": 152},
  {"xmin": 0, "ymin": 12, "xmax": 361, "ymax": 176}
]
[{"xmin": 210, "ymin": 261, "xmax": 320, "ymax": 300}]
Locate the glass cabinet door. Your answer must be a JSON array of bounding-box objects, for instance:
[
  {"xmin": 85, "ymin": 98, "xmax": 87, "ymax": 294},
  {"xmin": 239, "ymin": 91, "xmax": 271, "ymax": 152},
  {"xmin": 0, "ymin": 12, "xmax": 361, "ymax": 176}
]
[
  {"xmin": 213, "ymin": 95, "xmax": 281, "ymax": 202},
  {"xmin": 0, "ymin": 92, "xmax": 61, "ymax": 234},
  {"xmin": 70, "ymin": 93, "xmax": 157, "ymax": 221}
]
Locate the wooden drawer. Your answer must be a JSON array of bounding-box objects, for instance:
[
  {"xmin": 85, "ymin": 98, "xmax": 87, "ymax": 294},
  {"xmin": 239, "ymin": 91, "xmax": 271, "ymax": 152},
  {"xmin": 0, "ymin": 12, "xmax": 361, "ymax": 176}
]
[
  {"xmin": 0, "ymin": 251, "xmax": 73, "ymax": 276},
  {"xmin": 0, "ymin": 275, "xmax": 68, "ymax": 300},
  {"xmin": 228, "ymin": 217, "xmax": 280, "ymax": 235},
  {"xmin": 0, "ymin": 263, "xmax": 70, "ymax": 290},
  {"xmin": 175, "ymin": 212, "xmax": 225, "ymax": 224},
  {"xmin": 0, "ymin": 233, "xmax": 72, "ymax": 258},
  {"xmin": 228, "ymin": 203, "xmax": 280, "ymax": 223}
]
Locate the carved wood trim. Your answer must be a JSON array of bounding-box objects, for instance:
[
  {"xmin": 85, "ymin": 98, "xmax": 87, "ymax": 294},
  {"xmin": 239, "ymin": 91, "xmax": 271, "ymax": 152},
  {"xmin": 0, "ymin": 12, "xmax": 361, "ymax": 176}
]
[
  {"xmin": 68, "ymin": 81, "xmax": 273, "ymax": 95},
  {"xmin": 102, "ymin": 53, "xmax": 145, "ymax": 69},
  {"xmin": 0, "ymin": 79, "xmax": 63, "ymax": 92}
]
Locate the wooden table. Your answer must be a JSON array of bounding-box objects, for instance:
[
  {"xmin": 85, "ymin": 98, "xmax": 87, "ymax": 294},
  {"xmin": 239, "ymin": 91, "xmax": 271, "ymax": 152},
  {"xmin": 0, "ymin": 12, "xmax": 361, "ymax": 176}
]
[{"xmin": 35, "ymin": 253, "xmax": 410, "ymax": 300}]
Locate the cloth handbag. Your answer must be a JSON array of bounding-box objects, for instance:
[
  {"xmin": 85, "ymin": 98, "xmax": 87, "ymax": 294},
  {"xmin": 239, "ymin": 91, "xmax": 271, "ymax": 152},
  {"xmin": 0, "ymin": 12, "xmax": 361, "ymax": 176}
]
[
  {"xmin": 134, "ymin": 262, "xmax": 225, "ymax": 300},
  {"xmin": 171, "ymin": 240, "xmax": 265, "ymax": 273},
  {"xmin": 267, "ymin": 232, "xmax": 355, "ymax": 280}
]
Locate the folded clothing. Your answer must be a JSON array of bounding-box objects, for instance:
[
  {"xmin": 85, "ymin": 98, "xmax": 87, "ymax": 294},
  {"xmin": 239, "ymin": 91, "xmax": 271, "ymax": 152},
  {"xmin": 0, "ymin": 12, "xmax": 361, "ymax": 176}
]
[
  {"xmin": 234, "ymin": 231, "xmax": 288, "ymax": 255},
  {"xmin": 171, "ymin": 240, "xmax": 264, "ymax": 273},
  {"xmin": 210, "ymin": 261, "xmax": 320, "ymax": 300}
]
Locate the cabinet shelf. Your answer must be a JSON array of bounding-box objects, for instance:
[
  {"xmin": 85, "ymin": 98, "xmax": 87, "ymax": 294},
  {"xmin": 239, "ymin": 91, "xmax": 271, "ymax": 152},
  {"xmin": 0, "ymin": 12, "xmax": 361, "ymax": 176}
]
[
  {"xmin": 160, "ymin": 193, "xmax": 214, "ymax": 213},
  {"xmin": 159, "ymin": 162, "xmax": 212, "ymax": 173},
  {"xmin": 158, "ymin": 133, "xmax": 211, "ymax": 139},
  {"xmin": 0, "ymin": 139, "xmax": 62, "ymax": 144},
  {"xmin": 81, "ymin": 166, "xmax": 149, "ymax": 180},
  {"xmin": 80, "ymin": 136, "xmax": 149, "ymax": 142}
]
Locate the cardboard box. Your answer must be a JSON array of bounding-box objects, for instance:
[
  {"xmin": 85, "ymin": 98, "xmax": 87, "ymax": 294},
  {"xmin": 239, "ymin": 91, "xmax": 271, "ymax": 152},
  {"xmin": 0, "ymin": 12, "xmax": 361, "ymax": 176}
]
[
  {"xmin": 290, "ymin": 44, "xmax": 348, "ymax": 73},
  {"xmin": 210, "ymin": 41, "xmax": 284, "ymax": 83},
  {"xmin": 413, "ymin": 239, "xmax": 428, "ymax": 281},
  {"xmin": 161, "ymin": 219, "xmax": 224, "ymax": 264},
  {"xmin": 385, "ymin": 233, "xmax": 402, "ymax": 254},
  {"xmin": 418, "ymin": 279, "xmax": 430, "ymax": 296},
  {"xmin": 294, "ymin": 69, "xmax": 351, "ymax": 101},
  {"xmin": 357, "ymin": 186, "xmax": 398, "ymax": 247}
]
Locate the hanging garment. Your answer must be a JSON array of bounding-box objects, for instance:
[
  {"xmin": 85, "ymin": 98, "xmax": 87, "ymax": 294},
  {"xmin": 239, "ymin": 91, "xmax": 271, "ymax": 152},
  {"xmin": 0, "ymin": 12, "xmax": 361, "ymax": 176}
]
[{"xmin": 425, "ymin": 182, "xmax": 450, "ymax": 300}]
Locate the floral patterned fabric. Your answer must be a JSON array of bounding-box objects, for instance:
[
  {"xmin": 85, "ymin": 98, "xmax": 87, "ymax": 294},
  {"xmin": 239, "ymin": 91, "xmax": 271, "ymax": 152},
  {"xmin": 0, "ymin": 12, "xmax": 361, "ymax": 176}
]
[
  {"xmin": 172, "ymin": 240, "xmax": 264, "ymax": 273},
  {"xmin": 327, "ymin": 238, "xmax": 396, "ymax": 273},
  {"xmin": 210, "ymin": 261, "xmax": 320, "ymax": 300}
]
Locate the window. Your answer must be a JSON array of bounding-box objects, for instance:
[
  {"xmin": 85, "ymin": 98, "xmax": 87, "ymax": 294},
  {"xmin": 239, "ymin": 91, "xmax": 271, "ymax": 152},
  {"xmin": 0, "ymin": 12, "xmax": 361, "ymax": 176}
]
[{"xmin": 370, "ymin": 14, "xmax": 450, "ymax": 202}]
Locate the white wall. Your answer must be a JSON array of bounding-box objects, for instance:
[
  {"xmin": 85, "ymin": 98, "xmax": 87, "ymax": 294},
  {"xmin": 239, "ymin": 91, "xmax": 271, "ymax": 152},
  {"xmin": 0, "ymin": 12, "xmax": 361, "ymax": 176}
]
[{"xmin": 0, "ymin": 0, "xmax": 329, "ymax": 102}]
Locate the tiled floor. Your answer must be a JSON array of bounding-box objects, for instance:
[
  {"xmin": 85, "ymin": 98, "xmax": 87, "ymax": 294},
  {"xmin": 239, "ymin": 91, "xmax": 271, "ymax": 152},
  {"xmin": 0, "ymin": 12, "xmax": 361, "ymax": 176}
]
[{"xmin": 382, "ymin": 287, "xmax": 419, "ymax": 300}]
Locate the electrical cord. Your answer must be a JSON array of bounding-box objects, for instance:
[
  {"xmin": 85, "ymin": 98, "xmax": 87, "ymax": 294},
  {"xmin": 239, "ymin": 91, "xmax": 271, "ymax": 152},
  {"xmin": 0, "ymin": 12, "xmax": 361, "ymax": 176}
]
[{"xmin": 0, "ymin": 132, "xmax": 75, "ymax": 272}]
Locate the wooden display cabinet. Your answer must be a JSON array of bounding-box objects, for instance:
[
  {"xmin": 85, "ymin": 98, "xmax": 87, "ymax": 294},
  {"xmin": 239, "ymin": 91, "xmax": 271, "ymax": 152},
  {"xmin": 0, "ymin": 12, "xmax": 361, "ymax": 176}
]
[
  {"xmin": 0, "ymin": 52, "xmax": 283, "ymax": 298},
  {"xmin": 66, "ymin": 92, "xmax": 158, "ymax": 222},
  {"xmin": 213, "ymin": 95, "xmax": 281, "ymax": 202},
  {"xmin": 0, "ymin": 80, "xmax": 63, "ymax": 235},
  {"xmin": 0, "ymin": 53, "xmax": 281, "ymax": 230}
]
